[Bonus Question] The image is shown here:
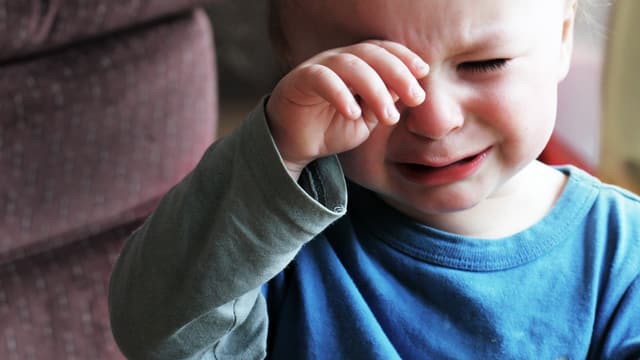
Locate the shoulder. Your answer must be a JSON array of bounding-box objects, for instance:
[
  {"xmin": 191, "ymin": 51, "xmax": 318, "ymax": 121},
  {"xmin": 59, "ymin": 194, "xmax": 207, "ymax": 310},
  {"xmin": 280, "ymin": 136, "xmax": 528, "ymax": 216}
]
[
  {"xmin": 596, "ymin": 181, "xmax": 640, "ymax": 228},
  {"xmin": 560, "ymin": 166, "xmax": 640, "ymax": 266},
  {"xmin": 562, "ymin": 165, "xmax": 640, "ymax": 216},
  {"xmin": 566, "ymin": 170, "xmax": 640, "ymax": 356}
]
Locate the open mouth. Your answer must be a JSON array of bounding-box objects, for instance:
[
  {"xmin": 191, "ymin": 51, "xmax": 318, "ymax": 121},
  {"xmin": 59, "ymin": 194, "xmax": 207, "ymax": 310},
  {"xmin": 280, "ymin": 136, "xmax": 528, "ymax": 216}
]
[
  {"xmin": 404, "ymin": 152, "xmax": 482, "ymax": 171},
  {"xmin": 395, "ymin": 147, "xmax": 492, "ymax": 186}
]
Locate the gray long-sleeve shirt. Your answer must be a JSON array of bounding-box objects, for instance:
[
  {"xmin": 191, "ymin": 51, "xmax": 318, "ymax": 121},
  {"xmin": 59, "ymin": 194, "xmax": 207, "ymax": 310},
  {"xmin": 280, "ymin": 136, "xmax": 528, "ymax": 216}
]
[{"xmin": 108, "ymin": 99, "xmax": 347, "ymax": 359}]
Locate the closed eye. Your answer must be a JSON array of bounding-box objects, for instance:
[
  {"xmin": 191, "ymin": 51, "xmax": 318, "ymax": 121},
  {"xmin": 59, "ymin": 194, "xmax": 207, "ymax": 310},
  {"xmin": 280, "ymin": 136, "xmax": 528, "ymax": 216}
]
[{"xmin": 458, "ymin": 59, "xmax": 509, "ymax": 73}]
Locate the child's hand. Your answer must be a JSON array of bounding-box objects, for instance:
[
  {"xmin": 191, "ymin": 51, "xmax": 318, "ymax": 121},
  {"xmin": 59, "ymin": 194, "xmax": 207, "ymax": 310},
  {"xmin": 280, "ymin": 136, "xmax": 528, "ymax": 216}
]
[{"xmin": 266, "ymin": 40, "xmax": 429, "ymax": 180}]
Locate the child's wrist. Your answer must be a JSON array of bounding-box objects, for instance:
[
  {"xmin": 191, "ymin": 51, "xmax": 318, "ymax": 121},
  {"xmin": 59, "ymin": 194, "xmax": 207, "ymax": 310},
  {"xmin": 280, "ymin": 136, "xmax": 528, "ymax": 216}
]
[{"xmin": 282, "ymin": 159, "xmax": 310, "ymax": 182}]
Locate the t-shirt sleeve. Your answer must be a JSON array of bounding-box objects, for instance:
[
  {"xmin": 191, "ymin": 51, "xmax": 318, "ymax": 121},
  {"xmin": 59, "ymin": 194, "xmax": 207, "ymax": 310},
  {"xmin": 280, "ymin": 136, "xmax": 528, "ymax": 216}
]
[
  {"xmin": 108, "ymin": 97, "xmax": 347, "ymax": 359},
  {"xmin": 600, "ymin": 275, "xmax": 640, "ymax": 359},
  {"xmin": 593, "ymin": 186, "xmax": 640, "ymax": 359}
]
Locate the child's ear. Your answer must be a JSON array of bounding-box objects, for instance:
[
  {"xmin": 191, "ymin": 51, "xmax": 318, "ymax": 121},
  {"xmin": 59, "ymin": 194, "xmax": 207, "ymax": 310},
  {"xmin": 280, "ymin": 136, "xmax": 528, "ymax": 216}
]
[{"xmin": 558, "ymin": 0, "xmax": 578, "ymax": 81}]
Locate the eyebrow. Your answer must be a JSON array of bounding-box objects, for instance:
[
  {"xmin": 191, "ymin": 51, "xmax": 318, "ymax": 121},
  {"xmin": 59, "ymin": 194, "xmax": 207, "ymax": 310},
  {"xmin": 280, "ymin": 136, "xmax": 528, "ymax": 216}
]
[{"xmin": 454, "ymin": 27, "xmax": 523, "ymax": 56}]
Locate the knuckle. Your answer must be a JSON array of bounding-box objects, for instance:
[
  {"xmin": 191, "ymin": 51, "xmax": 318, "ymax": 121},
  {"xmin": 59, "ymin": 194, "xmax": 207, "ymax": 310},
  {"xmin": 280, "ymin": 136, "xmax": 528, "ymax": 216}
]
[
  {"xmin": 302, "ymin": 63, "xmax": 333, "ymax": 79},
  {"xmin": 384, "ymin": 58, "xmax": 406, "ymax": 75},
  {"xmin": 363, "ymin": 39, "xmax": 397, "ymax": 54},
  {"xmin": 334, "ymin": 53, "xmax": 363, "ymax": 68},
  {"xmin": 358, "ymin": 42, "xmax": 383, "ymax": 53},
  {"xmin": 360, "ymin": 42, "xmax": 393, "ymax": 59},
  {"xmin": 361, "ymin": 79, "xmax": 390, "ymax": 102},
  {"xmin": 362, "ymin": 39, "xmax": 383, "ymax": 46},
  {"xmin": 332, "ymin": 86, "xmax": 351, "ymax": 102}
]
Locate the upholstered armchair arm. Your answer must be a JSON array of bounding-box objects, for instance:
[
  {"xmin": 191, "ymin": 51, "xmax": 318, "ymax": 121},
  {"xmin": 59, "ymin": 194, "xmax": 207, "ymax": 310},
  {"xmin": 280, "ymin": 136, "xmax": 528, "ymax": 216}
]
[{"xmin": 0, "ymin": 0, "xmax": 215, "ymax": 61}]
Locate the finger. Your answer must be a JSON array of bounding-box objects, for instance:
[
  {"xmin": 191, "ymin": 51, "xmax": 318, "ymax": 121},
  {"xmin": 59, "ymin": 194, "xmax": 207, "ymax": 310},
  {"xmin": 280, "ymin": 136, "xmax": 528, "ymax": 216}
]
[
  {"xmin": 389, "ymin": 89, "xmax": 400, "ymax": 103},
  {"xmin": 294, "ymin": 64, "xmax": 362, "ymax": 120},
  {"xmin": 320, "ymin": 52, "xmax": 400, "ymax": 125},
  {"xmin": 361, "ymin": 105, "xmax": 381, "ymax": 132},
  {"xmin": 365, "ymin": 40, "xmax": 430, "ymax": 78},
  {"xmin": 345, "ymin": 42, "xmax": 426, "ymax": 107}
]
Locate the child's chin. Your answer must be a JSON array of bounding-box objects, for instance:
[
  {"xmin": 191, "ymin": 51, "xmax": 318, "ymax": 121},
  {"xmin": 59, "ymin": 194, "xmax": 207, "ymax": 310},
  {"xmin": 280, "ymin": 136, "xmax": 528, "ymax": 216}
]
[{"xmin": 383, "ymin": 190, "xmax": 486, "ymax": 219}]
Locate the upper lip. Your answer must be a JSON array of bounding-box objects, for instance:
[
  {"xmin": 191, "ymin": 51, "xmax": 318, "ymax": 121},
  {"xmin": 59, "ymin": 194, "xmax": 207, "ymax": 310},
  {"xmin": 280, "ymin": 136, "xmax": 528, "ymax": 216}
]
[{"xmin": 389, "ymin": 146, "xmax": 492, "ymax": 168}]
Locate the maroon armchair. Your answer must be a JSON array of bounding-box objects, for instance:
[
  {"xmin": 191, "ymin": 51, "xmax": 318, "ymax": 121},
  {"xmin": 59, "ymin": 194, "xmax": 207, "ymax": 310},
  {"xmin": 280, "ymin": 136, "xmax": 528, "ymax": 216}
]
[{"xmin": 0, "ymin": 1, "xmax": 218, "ymax": 358}]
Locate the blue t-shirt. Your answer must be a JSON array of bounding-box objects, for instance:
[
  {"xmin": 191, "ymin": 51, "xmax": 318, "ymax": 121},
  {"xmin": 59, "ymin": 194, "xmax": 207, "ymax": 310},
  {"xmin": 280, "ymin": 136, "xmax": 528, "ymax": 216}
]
[{"xmin": 265, "ymin": 167, "xmax": 640, "ymax": 359}]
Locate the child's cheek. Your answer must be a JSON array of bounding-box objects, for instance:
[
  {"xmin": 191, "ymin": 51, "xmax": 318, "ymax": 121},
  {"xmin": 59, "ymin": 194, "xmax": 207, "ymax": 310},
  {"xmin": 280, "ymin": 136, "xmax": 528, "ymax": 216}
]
[{"xmin": 338, "ymin": 124, "xmax": 394, "ymax": 184}]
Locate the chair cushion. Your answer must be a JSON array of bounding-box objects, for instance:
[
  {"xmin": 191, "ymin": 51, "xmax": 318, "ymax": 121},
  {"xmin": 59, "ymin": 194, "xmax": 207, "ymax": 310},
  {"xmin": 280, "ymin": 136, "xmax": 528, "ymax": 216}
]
[
  {"xmin": 0, "ymin": 9, "xmax": 217, "ymax": 264},
  {"xmin": 0, "ymin": 0, "xmax": 215, "ymax": 62},
  {"xmin": 0, "ymin": 220, "xmax": 140, "ymax": 359}
]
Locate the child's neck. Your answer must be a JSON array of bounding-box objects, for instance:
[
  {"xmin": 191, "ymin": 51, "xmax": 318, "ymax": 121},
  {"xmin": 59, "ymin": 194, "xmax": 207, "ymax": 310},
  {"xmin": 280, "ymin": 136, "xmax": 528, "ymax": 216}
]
[{"xmin": 425, "ymin": 161, "xmax": 568, "ymax": 239}]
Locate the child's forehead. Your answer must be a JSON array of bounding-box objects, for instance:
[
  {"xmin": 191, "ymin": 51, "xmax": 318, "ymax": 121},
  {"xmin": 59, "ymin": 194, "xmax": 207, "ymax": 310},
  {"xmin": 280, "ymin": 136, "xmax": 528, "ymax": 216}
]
[
  {"xmin": 284, "ymin": 0, "xmax": 561, "ymax": 33},
  {"xmin": 282, "ymin": 0, "xmax": 562, "ymax": 47},
  {"xmin": 285, "ymin": 0, "xmax": 565, "ymax": 21}
]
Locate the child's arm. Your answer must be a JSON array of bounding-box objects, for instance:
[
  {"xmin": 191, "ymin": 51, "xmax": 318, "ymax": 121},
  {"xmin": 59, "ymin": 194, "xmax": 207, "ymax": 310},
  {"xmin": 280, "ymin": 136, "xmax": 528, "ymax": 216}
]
[
  {"xmin": 108, "ymin": 40, "xmax": 427, "ymax": 359},
  {"xmin": 109, "ymin": 103, "xmax": 347, "ymax": 359}
]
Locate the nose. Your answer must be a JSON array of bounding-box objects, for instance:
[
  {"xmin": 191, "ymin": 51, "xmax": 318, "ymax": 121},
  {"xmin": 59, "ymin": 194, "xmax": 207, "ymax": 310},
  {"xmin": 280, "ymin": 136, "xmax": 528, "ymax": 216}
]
[{"xmin": 403, "ymin": 79, "xmax": 464, "ymax": 140}]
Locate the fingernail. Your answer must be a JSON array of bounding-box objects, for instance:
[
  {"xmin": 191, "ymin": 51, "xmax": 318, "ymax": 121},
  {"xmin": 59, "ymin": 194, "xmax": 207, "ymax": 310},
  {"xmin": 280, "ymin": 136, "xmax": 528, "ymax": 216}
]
[
  {"xmin": 349, "ymin": 103, "xmax": 361, "ymax": 118},
  {"xmin": 413, "ymin": 59, "xmax": 430, "ymax": 75},
  {"xmin": 389, "ymin": 89, "xmax": 400, "ymax": 102},
  {"xmin": 386, "ymin": 105, "xmax": 400, "ymax": 123},
  {"xmin": 410, "ymin": 85, "xmax": 425, "ymax": 101}
]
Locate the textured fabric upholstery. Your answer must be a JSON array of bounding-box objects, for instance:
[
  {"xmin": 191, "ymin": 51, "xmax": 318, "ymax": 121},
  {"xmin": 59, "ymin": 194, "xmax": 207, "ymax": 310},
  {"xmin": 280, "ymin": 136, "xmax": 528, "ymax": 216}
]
[
  {"xmin": 0, "ymin": 4, "xmax": 217, "ymax": 359},
  {"xmin": 1, "ymin": 222, "xmax": 141, "ymax": 359},
  {"xmin": 1, "ymin": 9, "xmax": 216, "ymax": 263},
  {"xmin": 0, "ymin": 0, "xmax": 209, "ymax": 62}
]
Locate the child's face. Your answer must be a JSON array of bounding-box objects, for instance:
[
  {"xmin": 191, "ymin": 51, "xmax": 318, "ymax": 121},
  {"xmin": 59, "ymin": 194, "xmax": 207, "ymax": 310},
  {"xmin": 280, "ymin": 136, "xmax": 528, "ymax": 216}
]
[{"xmin": 281, "ymin": 0, "xmax": 575, "ymax": 226}]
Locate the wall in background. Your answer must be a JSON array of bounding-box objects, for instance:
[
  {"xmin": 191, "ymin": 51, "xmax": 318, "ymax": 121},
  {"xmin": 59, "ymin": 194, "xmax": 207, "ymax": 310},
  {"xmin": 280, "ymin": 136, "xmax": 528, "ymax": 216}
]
[
  {"xmin": 556, "ymin": 0, "xmax": 614, "ymax": 169},
  {"xmin": 600, "ymin": 0, "xmax": 640, "ymax": 193},
  {"xmin": 206, "ymin": 1, "xmax": 282, "ymax": 99}
]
